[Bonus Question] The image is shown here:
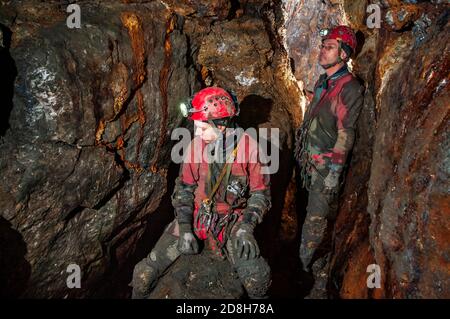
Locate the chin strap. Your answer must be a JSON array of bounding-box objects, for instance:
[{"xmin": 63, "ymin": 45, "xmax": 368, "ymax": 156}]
[{"xmin": 322, "ymin": 57, "xmax": 342, "ymax": 69}]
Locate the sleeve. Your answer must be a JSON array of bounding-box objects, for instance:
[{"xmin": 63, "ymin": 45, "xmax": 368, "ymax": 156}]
[
  {"xmin": 171, "ymin": 141, "xmax": 199, "ymax": 225},
  {"xmin": 243, "ymin": 136, "xmax": 272, "ymax": 226},
  {"xmin": 330, "ymin": 80, "xmax": 364, "ymax": 171}
]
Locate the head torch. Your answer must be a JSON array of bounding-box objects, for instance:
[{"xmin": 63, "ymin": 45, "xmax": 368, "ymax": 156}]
[
  {"xmin": 319, "ymin": 28, "xmax": 330, "ymax": 37},
  {"xmin": 179, "ymin": 99, "xmax": 205, "ymax": 118},
  {"xmin": 179, "ymin": 101, "xmax": 190, "ymax": 117}
]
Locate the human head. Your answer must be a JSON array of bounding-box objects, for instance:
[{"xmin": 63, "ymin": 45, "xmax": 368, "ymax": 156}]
[
  {"xmin": 179, "ymin": 86, "xmax": 239, "ymax": 143},
  {"xmin": 318, "ymin": 25, "xmax": 357, "ymax": 69}
]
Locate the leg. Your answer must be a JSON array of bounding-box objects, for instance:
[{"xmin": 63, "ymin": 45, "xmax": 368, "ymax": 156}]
[
  {"xmin": 299, "ymin": 189, "xmax": 338, "ymax": 298},
  {"xmin": 226, "ymin": 237, "xmax": 271, "ymax": 299},
  {"xmin": 131, "ymin": 220, "xmax": 181, "ymax": 299}
]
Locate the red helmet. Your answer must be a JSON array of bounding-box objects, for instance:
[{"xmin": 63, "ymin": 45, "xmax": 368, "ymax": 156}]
[
  {"xmin": 321, "ymin": 25, "xmax": 357, "ymax": 55},
  {"xmin": 183, "ymin": 87, "xmax": 238, "ymax": 121}
]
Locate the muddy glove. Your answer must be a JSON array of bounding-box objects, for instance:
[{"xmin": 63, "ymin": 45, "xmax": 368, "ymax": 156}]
[
  {"xmin": 177, "ymin": 223, "xmax": 199, "ymax": 255},
  {"xmin": 324, "ymin": 164, "xmax": 342, "ymax": 192},
  {"xmin": 232, "ymin": 222, "xmax": 260, "ymax": 260}
]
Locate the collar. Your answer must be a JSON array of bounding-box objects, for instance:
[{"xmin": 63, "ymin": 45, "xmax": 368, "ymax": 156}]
[
  {"xmin": 206, "ymin": 125, "xmax": 244, "ymax": 163},
  {"xmin": 318, "ymin": 64, "xmax": 349, "ymax": 90},
  {"xmin": 329, "ymin": 64, "xmax": 349, "ymax": 81}
]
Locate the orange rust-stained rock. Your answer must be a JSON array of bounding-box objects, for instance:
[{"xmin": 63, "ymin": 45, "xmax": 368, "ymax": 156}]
[
  {"xmin": 200, "ymin": 65, "xmax": 210, "ymax": 82},
  {"xmin": 339, "ymin": 244, "xmax": 374, "ymax": 299},
  {"xmin": 92, "ymin": 11, "xmax": 151, "ymax": 173},
  {"xmin": 95, "ymin": 119, "xmax": 106, "ymax": 146},
  {"xmin": 121, "ymin": 12, "xmax": 147, "ymax": 86},
  {"xmin": 156, "ymin": 0, "xmax": 231, "ymax": 19},
  {"xmin": 343, "ymin": 2, "xmax": 448, "ymax": 299},
  {"xmin": 105, "ymin": 12, "xmax": 149, "ymax": 173},
  {"xmin": 384, "ymin": 5, "xmax": 421, "ymax": 31},
  {"xmin": 0, "ymin": 1, "xmax": 193, "ymax": 298},
  {"xmin": 150, "ymin": 14, "xmax": 176, "ymax": 171},
  {"xmin": 279, "ymin": 178, "xmax": 298, "ymax": 243}
]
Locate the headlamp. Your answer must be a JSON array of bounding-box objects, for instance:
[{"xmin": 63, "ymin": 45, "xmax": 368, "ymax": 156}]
[
  {"xmin": 179, "ymin": 99, "xmax": 206, "ymax": 118},
  {"xmin": 319, "ymin": 28, "xmax": 330, "ymax": 37},
  {"xmin": 179, "ymin": 102, "xmax": 189, "ymax": 117}
]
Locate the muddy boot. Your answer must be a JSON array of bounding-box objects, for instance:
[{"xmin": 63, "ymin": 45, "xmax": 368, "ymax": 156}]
[
  {"xmin": 236, "ymin": 257, "xmax": 271, "ymax": 298},
  {"xmin": 131, "ymin": 222, "xmax": 180, "ymax": 299},
  {"xmin": 305, "ymin": 254, "xmax": 330, "ymax": 299},
  {"xmin": 131, "ymin": 259, "xmax": 159, "ymax": 299},
  {"xmin": 305, "ymin": 277, "xmax": 328, "ymax": 299},
  {"xmin": 226, "ymin": 239, "xmax": 272, "ymax": 298}
]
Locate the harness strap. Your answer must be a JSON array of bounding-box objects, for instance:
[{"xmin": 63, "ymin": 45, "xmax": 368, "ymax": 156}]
[{"xmin": 205, "ymin": 146, "xmax": 238, "ymax": 205}]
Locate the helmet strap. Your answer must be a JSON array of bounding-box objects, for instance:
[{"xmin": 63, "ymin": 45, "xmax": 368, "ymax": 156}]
[
  {"xmin": 211, "ymin": 117, "xmax": 233, "ymax": 128},
  {"xmin": 208, "ymin": 119, "xmax": 218, "ymax": 129},
  {"xmin": 322, "ymin": 58, "xmax": 342, "ymax": 70},
  {"xmin": 207, "ymin": 120, "xmax": 225, "ymax": 136}
]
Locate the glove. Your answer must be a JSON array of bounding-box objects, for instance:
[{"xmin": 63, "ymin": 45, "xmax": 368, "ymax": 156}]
[
  {"xmin": 177, "ymin": 223, "xmax": 199, "ymax": 255},
  {"xmin": 324, "ymin": 164, "xmax": 342, "ymax": 192},
  {"xmin": 232, "ymin": 222, "xmax": 260, "ymax": 260}
]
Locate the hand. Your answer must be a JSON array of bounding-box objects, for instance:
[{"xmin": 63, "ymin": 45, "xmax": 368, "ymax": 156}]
[
  {"xmin": 324, "ymin": 168, "xmax": 340, "ymax": 192},
  {"xmin": 177, "ymin": 223, "xmax": 199, "ymax": 255},
  {"xmin": 232, "ymin": 222, "xmax": 260, "ymax": 260}
]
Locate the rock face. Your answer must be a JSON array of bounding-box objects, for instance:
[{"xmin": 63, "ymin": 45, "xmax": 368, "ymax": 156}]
[
  {"xmin": 360, "ymin": 5, "xmax": 449, "ymax": 298},
  {"xmin": 0, "ymin": 0, "xmax": 448, "ymax": 299},
  {"xmin": 0, "ymin": 1, "xmax": 196, "ymax": 298},
  {"xmin": 283, "ymin": 0, "xmax": 449, "ymax": 298}
]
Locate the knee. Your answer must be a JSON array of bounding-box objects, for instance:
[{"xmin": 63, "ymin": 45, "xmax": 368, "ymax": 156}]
[
  {"xmin": 131, "ymin": 259, "xmax": 158, "ymax": 299},
  {"xmin": 302, "ymin": 215, "xmax": 328, "ymax": 237},
  {"xmin": 307, "ymin": 191, "xmax": 337, "ymax": 219},
  {"xmin": 235, "ymin": 258, "xmax": 271, "ymax": 298}
]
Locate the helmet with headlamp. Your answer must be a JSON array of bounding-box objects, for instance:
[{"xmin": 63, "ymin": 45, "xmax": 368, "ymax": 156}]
[
  {"xmin": 319, "ymin": 26, "xmax": 357, "ymax": 58},
  {"xmin": 179, "ymin": 87, "xmax": 239, "ymax": 123}
]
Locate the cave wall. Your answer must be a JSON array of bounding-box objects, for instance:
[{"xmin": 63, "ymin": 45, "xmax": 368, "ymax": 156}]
[
  {"xmin": 336, "ymin": 0, "xmax": 449, "ymax": 299},
  {"xmin": 283, "ymin": 0, "xmax": 449, "ymax": 298},
  {"xmin": 362, "ymin": 3, "xmax": 449, "ymax": 298},
  {"xmin": 0, "ymin": 0, "xmax": 197, "ymax": 298}
]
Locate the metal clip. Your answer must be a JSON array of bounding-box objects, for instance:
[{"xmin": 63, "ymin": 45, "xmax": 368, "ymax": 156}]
[
  {"xmin": 226, "ymin": 179, "xmax": 246, "ymax": 198},
  {"xmin": 200, "ymin": 199, "xmax": 213, "ymax": 232}
]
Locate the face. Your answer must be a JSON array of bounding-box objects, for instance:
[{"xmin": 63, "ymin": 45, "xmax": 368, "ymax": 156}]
[
  {"xmin": 194, "ymin": 121, "xmax": 225, "ymax": 143},
  {"xmin": 319, "ymin": 39, "xmax": 345, "ymax": 67}
]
